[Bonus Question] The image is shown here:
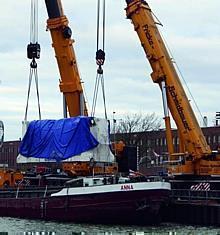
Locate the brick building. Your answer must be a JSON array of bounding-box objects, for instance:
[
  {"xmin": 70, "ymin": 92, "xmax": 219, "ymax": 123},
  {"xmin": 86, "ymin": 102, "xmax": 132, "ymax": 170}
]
[
  {"xmin": 113, "ymin": 126, "xmax": 220, "ymax": 158},
  {"xmin": 1, "ymin": 126, "xmax": 220, "ymax": 169}
]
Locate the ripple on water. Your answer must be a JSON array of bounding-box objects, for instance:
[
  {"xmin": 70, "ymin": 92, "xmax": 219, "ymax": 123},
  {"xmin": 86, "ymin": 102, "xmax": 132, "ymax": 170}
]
[{"xmin": 0, "ymin": 218, "xmax": 220, "ymax": 235}]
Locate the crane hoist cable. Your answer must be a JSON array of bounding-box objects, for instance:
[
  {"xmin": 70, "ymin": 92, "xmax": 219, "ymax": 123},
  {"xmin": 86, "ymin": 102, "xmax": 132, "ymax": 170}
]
[
  {"xmin": 24, "ymin": 0, "xmax": 41, "ymax": 121},
  {"xmin": 159, "ymin": 28, "xmax": 205, "ymax": 125},
  {"xmin": 91, "ymin": 0, "xmax": 107, "ymax": 119}
]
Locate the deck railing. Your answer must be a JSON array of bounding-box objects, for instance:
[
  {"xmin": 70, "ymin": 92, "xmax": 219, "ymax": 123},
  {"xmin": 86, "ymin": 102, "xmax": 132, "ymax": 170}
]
[{"xmin": 171, "ymin": 189, "xmax": 220, "ymax": 202}]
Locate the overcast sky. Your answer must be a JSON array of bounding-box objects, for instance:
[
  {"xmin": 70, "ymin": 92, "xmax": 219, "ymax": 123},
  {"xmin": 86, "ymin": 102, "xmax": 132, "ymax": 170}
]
[{"xmin": 0, "ymin": 0, "xmax": 220, "ymax": 140}]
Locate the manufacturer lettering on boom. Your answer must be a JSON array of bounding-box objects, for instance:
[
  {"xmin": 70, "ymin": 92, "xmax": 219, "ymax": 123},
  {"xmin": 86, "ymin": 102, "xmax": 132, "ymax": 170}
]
[
  {"xmin": 143, "ymin": 24, "xmax": 154, "ymax": 49},
  {"xmin": 167, "ymin": 86, "xmax": 191, "ymax": 131}
]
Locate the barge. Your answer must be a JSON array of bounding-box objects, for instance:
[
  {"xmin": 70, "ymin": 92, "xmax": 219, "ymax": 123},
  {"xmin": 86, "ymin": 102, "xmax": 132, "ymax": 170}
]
[{"xmin": 0, "ymin": 175, "xmax": 171, "ymax": 224}]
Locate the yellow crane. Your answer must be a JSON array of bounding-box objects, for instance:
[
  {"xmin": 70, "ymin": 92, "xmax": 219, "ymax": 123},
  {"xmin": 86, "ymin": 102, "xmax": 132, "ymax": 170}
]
[
  {"xmin": 44, "ymin": 0, "xmax": 116, "ymax": 176},
  {"xmin": 45, "ymin": 0, "xmax": 87, "ymax": 117},
  {"xmin": 125, "ymin": 0, "xmax": 220, "ymax": 176}
]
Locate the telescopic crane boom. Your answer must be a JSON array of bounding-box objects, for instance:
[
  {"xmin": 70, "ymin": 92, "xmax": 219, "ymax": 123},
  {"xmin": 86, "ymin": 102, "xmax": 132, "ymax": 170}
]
[
  {"xmin": 42, "ymin": 1, "xmax": 117, "ymax": 176},
  {"xmin": 125, "ymin": 0, "xmax": 220, "ymax": 176},
  {"xmin": 45, "ymin": 0, "xmax": 87, "ymax": 117}
]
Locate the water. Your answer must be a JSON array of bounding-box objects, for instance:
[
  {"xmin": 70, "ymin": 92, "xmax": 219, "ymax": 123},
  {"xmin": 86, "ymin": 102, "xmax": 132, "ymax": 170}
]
[{"xmin": 0, "ymin": 218, "xmax": 219, "ymax": 235}]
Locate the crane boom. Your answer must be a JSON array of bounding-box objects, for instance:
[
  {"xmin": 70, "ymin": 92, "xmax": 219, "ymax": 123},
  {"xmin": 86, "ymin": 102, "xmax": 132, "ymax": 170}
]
[
  {"xmin": 125, "ymin": 0, "xmax": 211, "ymax": 160},
  {"xmin": 45, "ymin": 0, "xmax": 87, "ymax": 117}
]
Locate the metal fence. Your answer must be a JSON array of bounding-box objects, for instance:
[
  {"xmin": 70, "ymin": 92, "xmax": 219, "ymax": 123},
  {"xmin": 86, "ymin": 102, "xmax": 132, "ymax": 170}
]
[{"xmin": 171, "ymin": 189, "xmax": 220, "ymax": 202}]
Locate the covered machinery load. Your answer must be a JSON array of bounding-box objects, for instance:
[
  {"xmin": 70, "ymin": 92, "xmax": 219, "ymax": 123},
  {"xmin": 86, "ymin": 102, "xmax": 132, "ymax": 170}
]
[{"xmin": 18, "ymin": 116, "xmax": 114, "ymax": 163}]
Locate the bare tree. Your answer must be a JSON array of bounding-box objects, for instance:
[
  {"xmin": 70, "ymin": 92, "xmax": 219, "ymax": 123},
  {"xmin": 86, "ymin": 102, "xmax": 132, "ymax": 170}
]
[
  {"xmin": 110, "ymin": 113, "xmax": 162, "ymax": 158},
  {"xmin": 115, "ymin": 113, "xmax": 161, "ymax": 134}
]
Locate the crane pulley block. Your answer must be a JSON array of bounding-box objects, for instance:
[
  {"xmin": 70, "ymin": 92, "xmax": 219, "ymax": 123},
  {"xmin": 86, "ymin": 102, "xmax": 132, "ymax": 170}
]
[
  {"xmin": 96, "ymin": 49, "xmax": 105, "ymax": 66},
  {"xmin": 27, "ymin": 43, "xmax": 41, "ymax": 60}
]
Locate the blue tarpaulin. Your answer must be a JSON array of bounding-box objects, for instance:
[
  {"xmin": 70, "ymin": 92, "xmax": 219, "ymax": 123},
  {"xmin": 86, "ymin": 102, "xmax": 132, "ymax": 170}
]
[{"xmin": 19, "ymin": 116, "xmax": 99, "ymax": 161}]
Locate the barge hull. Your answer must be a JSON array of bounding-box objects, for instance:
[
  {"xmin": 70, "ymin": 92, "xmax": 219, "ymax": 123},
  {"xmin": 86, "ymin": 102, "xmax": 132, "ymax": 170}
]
[{"xmin": 0, "ymin": 189, "xmax": 169, "ymax": 224}]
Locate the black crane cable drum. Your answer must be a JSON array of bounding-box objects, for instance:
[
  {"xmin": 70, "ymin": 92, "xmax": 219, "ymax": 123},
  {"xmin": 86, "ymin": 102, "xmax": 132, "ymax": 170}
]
[
  {"xmin": 91, "ymin": 0, "xmax": 107, "ymax": 119},
  {"xmin": 25, "ymin": 0, "xmax": 41, "ymax": 121}
]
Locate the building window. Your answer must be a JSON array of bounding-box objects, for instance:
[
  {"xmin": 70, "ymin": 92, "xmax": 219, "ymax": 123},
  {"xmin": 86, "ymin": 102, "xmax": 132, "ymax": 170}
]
[
  {"xmin": 208, "ymin": 136, "xmax": 211, "ymax": 144},
  {"xmin": 139, "ymin": 139, "xmax": 143, "ymax": 146},
  {"xmin": 213, "ymin": 136, "xmax": 216, "ymax": 143},
  {"xmin": 177, "ymin": 137, "xmax": 179, "ymax": 145},
  {"xmin": 218, "ymin": 136, "xmax": 220, "ymax": 143},
  {"xmin": 164, "ymin": 138, "xmax": 167, "ymax": 146}
]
